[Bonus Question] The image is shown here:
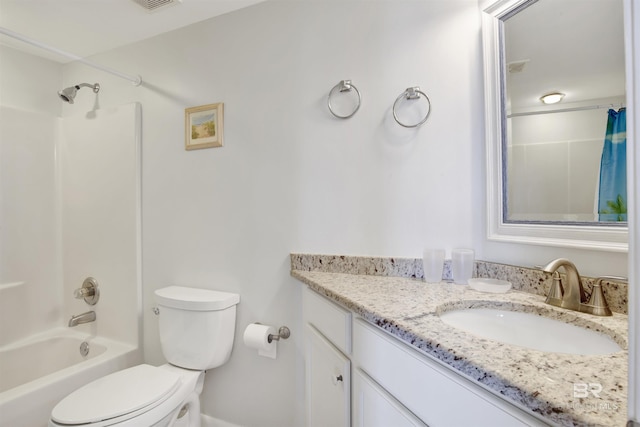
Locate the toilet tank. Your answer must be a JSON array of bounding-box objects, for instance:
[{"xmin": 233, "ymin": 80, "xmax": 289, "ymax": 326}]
[{"xmin": 154, "ymin": 286, "xmax": 240, "ymax": 370}]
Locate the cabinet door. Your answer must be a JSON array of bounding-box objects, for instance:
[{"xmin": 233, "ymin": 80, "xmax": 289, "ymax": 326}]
[
  {"xmin": 353, "ymin": 369, "xmax": 427, "ymax": 427},
  {"xmin": 306, "ymin": 324, "xmax": 350, "ymax": 427}
]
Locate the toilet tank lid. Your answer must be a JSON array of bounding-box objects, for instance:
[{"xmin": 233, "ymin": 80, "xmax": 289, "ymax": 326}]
[{"xmin": 155, "ymin": 286, "xmax": 240, "ymax": 311}]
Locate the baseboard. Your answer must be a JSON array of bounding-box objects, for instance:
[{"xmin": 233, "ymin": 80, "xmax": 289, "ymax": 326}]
[{"xmin": 201, "ymin": 413, "xmax": 243, "ymax": 427}]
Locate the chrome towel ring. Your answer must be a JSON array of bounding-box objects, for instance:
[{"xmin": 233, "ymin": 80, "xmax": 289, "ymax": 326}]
[
  {"xmin": 327, "ymin": 80, "xmax": 361, "ymax": 119},
  {"xmin": 393, "ymin": 87, "xmax": 431, "ymax": 128}
]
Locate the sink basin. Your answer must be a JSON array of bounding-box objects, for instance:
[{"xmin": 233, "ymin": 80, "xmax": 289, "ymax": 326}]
[{"xmin": 439, "ymin": 308, "xmax": 622, "ymax": 355}]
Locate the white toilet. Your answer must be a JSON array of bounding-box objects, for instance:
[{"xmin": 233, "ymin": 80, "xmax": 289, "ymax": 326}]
[{"xmin": 49, "ymin": 286, "xmax": 240, "ymax": 427}]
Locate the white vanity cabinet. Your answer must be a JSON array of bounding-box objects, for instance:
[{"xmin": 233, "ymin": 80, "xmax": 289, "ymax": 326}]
[
  {"xmin": 303, "ymin": 287, "xmax": 352, "ymax": 427},
  {"xmin": 303, "ymin": 286, "xmax": 429, "ymax": 427},
  {"xmin": 303, "ymin": 287, "xmax": 546, "ymax": 427}
]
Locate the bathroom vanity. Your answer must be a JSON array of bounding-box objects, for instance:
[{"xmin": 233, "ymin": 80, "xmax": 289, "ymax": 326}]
[{"xmin": 293, "ymin": 256, "xmax": 628, "ymax": 427}]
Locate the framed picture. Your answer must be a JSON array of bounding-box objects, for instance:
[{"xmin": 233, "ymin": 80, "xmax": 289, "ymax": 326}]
[{"xmin": 185, "ymin": 103, "xmax": 224, "ymax": 150}]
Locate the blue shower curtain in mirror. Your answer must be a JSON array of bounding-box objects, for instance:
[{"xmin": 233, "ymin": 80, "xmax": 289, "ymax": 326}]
[{"xmin": 598, "ymin": 108, "xmax": 627, "ymax": 222}]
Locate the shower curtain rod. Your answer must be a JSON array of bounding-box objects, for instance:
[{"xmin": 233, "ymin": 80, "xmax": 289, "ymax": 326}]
[
  {"xmin": 0, "ymin": 26, "xmax": 142, "ymax": 86},
  {"xmin": 508, "ymin": 103, "xmax": 625, "ymax": 118}
]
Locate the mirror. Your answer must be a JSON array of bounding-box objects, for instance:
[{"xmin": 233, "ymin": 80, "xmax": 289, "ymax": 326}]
[{"xmin": 482, "ymin": 0, "xmax": 628, "ymax": 251}]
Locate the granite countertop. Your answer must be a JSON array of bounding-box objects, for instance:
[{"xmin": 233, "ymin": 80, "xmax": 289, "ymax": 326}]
[{"xmin": 292, "ymin": 269, "xmax": 628, "ymax": 427}]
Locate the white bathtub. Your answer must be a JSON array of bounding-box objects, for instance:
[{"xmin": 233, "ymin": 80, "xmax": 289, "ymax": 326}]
[{"xmin": 0, "ymin": 328, "xmax": 141, "ymax": 427}]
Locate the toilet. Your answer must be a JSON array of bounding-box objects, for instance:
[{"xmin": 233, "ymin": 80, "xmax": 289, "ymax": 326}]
[{"xmin": 49, "ymin": 286, "xmax": 240, "ymax": 427}]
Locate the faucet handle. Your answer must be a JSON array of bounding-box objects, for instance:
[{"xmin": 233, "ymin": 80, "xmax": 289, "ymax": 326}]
[
  {"xmin": 582, "ymin": 276, "xmax": 624, "ymax": 317},
  {"xmin": 545, "ymin": 271, "xmax": 564, "ymax": 307},
  {"xmin": 585, "ymin": 283, "xmax": 612, "ymax": 316},
  {"xmin": 74, "ymin": 277, "xmax": 100, "ymax": 305}
]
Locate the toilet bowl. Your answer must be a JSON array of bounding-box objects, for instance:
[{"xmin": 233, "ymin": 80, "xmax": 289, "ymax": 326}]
[{"xmin": 49, "ymin": 286, "xmax": 240, "ymax": 427}]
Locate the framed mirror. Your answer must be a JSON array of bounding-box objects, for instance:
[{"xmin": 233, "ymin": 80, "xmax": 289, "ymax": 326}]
[{"xmin": 481, "ymin": 0, "xmax": 628, "ymax": 251}]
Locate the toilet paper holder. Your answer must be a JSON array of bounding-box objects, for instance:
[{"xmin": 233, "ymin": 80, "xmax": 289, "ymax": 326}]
[{"xmin": 267, "ymin": 326, "xmax": 291, "ymax": 343}]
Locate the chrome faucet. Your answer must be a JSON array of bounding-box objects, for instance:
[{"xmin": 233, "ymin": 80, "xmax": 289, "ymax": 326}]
[
  {"xmin": 541, "ymin": 258, "xmax": 616, "ymax": 316},
  {"xmin": 68, "ymin": 310, "xmax": 96, "ymax": 327}
]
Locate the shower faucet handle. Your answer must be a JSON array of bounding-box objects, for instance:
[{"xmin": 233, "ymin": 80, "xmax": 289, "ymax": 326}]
[{"xmin": 74, "ymin": 277, "xmax": 100, "ymax": 305}]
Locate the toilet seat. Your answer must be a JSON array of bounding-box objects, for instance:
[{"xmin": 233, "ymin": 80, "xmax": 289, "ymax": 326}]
[{"xmin": 51, "ymin": 364, "xmax": 181, "ymax": 426}]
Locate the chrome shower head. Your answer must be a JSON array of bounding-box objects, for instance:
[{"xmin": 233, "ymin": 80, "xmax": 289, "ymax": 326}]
[{"xmin": 58, "ymin": 83, "xmax": 100, "ymax": 104}]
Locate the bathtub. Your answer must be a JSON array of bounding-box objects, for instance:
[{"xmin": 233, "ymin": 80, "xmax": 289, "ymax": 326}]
[{"xmin": 0, "ymin": 328, "xmax": 141, "ymax": 427}]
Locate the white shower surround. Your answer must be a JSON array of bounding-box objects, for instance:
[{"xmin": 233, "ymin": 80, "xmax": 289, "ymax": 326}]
[
  {"xmin": 0, "ymin": 98, "xmax": 142, "ymax": 425},
  {"xmin": 0, "ymin": 106, "xmax": 60, "ymax": 344},
  {"xmin": 58, "ymin": 103, "xmax": 142, "ymax": 346}
]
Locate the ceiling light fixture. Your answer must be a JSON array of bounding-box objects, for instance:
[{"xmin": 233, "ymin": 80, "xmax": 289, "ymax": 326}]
[{"xmin": 540, "ymin": 92, "xmax": 565, "ymax": 105}]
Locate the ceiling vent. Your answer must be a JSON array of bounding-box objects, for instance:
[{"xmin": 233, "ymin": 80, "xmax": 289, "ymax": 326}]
[
  {"xmin": 131, "ymin": 0, "xmax": 182, "ymax": 12},
  {"xmin": 508, "ymin": 59, "xmax": 529, "ymax": 74}
]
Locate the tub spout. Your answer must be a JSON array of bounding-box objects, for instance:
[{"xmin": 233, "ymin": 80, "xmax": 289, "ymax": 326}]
[{"xmin": 68, "ymin": 311, "xmax": 96, "ymax": 327}]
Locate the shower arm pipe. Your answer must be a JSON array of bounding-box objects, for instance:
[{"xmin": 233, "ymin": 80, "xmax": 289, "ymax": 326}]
[{"xmin": 0, "ymin": 26, "xmax": 142, "ymax": 86}]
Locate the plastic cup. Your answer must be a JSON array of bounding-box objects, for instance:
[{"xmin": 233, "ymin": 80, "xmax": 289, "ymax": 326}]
[
  {"xmin": 423, "ymin": 249, "xmax": 445, "ymax": 283},
  {"xmin": 451, "ymin": 248, "xmax": 474, "ymax": 285}
]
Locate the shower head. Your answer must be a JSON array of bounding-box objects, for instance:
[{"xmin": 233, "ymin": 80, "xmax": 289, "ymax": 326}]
[{"xmin": 58, "ymin": 83, "xmax": 100, "ymax": 104}]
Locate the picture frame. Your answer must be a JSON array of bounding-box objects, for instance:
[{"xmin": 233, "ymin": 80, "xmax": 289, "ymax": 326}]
[{"xmin": 185, "ymin": 103, "xmax": 224, "ymax": 150}]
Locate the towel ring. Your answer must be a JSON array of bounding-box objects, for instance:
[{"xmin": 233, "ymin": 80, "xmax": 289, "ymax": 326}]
[
  {"xmin": 392, "ymin": 87, "xmax": 431, "ymax": 128},
  {"xmin": 328, "ymin": 80, "xmax": 361, "ymax": 119}
]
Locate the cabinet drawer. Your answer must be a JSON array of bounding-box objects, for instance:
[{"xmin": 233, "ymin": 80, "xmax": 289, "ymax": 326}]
[
  {"xmin": 303, "ymin": 287, "xmax": 351, "ymax": 355},
  {"xmin": 353, "ymin": 319, "xmax": 546, "ymax": 427}
]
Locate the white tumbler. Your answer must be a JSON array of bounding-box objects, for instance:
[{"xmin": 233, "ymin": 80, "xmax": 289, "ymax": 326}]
[
  {"xmin": 423, "ymin": 248, "xmax": 445, "ymax": 283},
  {"xmin": 451, "ymin": 248, "xmax": 474, "ymax": 285}
]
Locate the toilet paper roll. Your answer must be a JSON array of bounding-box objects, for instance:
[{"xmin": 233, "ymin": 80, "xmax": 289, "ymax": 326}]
[{"xmin": 243, "ymin": 323, "xmax": 277, "ymax": 359}]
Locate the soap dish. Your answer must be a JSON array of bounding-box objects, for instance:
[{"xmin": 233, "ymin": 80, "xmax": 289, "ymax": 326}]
[{"xmin": 468, "ymin": 278, "xmax": 512, "ymax": 293}]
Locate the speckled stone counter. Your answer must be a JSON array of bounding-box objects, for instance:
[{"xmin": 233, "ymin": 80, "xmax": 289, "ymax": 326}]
[{"xmin": 291, "ymin": 256, "xmax": 629, "ymax": 427}]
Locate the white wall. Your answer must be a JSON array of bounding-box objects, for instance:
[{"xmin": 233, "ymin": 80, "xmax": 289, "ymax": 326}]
[
  {"xmin": 60, "ymin": 1, "xmax": 483, "ymax": 425},
  {"xmin": 55, "ymin": 0, "xmax": 627, "ymax": 425},
  {"xmin": 0, "ymin": 46, "xmax": 63, "ymax": 344}
]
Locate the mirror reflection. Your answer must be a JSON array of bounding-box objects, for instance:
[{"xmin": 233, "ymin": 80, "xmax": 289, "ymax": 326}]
[{"xmin": 503, "ymin": 0, "xmax": 626, "ymax": 224}]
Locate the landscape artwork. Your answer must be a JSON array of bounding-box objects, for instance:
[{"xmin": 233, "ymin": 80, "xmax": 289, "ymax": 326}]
[{"xmin": 185, "ymin": 103, "xmax": 224, "ymax": 150}]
